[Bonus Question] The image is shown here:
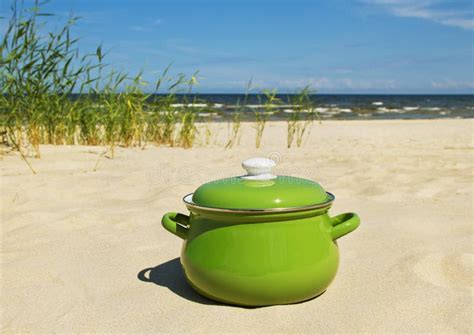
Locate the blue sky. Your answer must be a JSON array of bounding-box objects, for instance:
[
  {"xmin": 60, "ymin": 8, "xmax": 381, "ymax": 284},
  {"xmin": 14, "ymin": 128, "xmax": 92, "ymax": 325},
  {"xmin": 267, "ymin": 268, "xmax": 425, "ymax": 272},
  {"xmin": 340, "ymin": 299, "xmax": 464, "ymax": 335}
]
[{"xmin": 1, "ymin": 0, "xmax": 473, "ymax": 93}]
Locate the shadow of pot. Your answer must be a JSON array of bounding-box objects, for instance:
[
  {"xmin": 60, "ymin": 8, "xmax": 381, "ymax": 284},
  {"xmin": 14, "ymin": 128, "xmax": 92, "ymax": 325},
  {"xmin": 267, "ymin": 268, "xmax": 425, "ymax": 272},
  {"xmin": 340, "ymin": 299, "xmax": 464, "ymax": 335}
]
[{"xmin": 137, "ymin": 257, "xmax": 219, "ymax": 305}]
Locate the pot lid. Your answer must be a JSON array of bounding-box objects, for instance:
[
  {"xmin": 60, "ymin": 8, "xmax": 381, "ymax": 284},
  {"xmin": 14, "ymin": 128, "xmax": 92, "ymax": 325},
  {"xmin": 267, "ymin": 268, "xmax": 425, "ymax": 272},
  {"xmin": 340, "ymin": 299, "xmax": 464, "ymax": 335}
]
[{"xmin": 187, "ymin": 158, "xmax": 332, "ymax": 211}]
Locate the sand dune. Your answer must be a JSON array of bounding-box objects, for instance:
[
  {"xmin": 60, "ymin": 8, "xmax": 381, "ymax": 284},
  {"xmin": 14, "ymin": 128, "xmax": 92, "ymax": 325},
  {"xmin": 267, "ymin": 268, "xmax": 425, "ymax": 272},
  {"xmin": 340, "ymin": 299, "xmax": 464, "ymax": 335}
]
[{"xmin": 1, "ymin": 119, "xmax": 473, "ymax": 333}]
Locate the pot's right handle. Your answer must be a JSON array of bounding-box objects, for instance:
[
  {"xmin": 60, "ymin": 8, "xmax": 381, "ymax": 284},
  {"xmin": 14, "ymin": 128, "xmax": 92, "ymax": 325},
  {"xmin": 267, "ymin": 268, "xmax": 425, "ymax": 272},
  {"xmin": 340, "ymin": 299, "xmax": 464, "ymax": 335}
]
[
  {"xmin": 330, "ymin": 213, "xmax": 360, "ymax": 240},
  {"xmin": 162, "ymin": 212, "xmax": 189, "ymax": 239}
]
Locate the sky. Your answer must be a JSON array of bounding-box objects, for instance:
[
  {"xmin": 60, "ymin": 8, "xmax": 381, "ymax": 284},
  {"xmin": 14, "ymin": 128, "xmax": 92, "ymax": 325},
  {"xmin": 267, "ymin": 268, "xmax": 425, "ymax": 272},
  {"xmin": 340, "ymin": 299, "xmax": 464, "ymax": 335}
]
[{"xmin": 1, "ymin": 0, "xmax": 473, "ymax": 93}]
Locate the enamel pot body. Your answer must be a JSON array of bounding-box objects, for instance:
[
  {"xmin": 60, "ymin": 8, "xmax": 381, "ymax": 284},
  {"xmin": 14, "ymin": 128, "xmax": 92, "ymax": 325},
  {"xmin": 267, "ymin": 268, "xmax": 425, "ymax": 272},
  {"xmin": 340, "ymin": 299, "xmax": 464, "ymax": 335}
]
[{"xmin": 162, "ymin": 207, "xmax": 360, "ymax": 306}]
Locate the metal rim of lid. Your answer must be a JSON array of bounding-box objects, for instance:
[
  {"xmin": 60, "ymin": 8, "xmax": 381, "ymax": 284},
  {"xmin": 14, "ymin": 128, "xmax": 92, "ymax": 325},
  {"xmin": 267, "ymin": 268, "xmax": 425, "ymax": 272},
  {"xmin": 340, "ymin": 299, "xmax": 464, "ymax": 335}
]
[{"xmin": 182, "ymin": 192, "xmax": 335, "ymax": 214}]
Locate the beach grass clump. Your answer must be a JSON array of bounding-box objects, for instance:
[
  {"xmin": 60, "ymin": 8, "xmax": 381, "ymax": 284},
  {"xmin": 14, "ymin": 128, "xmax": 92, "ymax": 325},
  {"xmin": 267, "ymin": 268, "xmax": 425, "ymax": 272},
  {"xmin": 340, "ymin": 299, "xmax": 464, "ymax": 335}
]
[
  {"xmin": 1, "ymin": 1, "xmax": 96, "ymax": 157},
  {"xmin": 0, "ymin": 1, "xmax": 207, "ymax": 157},
  {"xmin": 146, "ymin": 70, "xmax": 195, "ymax": 148},
  {"xmin": 152, "ymin": 96, "xmax": 178, "ymax": 147},
  {"xmin": 176, "ymin": 73, "xmax": 200, "ymax": 148},
  {"xmin": 1, "ymin": 0, "xmax": 324, "ymax": 165},
  {"xmin": 118, "ymin": 74, "xmax": 149, "ymax": 148},
  {"xmin": 253, "ymin": 89, "xmax": 280, "ymax": 148},
  {"xmin": 225, "ymin": 82, "xmax": 250, "ymax": 148},
  {"xmin": 200, "ymin": 112, "xmax": 214, "ymax": 146},
  {"xmin": 286, "ymin": 86, "xmax": 318, "ymax": 148},
  {"xmin": 225, "ymin": 111, "xmax": 242, "ymax": 149},
  {"xmin": 177, "ymin": 107, "xmax": 197, "ymax": 148}
]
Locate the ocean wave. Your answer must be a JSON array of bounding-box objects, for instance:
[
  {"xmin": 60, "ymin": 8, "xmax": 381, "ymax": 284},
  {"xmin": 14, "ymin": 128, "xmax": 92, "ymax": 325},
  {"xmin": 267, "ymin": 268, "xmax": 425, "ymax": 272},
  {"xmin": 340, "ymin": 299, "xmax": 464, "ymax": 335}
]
[
  {"xmin": 376, "ymin": 107, "xmax": 404, "ymax": 113},
  {"xmin": 158, "ymin": 110, "xmax": 179, "ymax": 114},
  {"xmin": 171, "ymin": 103, "xmax": 208, "ymax": 108},
  {"xmin": 198, "ymin": 112, "xmax": 219, "ymax": 117},
  {"xmin": 283, "ymin": 108, "xmax": 315, "ymax": 114},
  {"xmin": 316, "ymin": 108, "xmax": 349, "ymax": 115},
  {"xmin": 315, "ymin": 107, "xmax": 329, "ymax": 113},
  {"xmin": 339, "ymin": 108, "xmax": 352, "ymax": 113},
  {"xmin": 315, "ymin": 107, "xmax": 342, "ymax": 117},
  {"xmin": 403, "ymin": 106, "xmax": 419, "ymax": 111},
  {"xmin": 280, "ymin": 104, "xmax": 301, "ymax": 108},
  {"xmin": 372, "ymin": 101, "xmax": 384, "ymax": 106},
  {"xmin": 224, "ymin": 104, "xmax": 301, "ymax": 109},
  {"xmin": 246, "ymin": 104, "xmax": 278, "ymax": 108}
]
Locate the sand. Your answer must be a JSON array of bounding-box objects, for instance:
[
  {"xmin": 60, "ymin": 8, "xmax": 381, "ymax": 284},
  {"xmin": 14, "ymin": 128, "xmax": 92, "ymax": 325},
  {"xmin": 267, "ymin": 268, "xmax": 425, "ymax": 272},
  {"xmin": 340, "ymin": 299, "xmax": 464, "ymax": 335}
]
[{"xmin": 1, "ymin": 119, "xmax": 473, "ymax": 334}]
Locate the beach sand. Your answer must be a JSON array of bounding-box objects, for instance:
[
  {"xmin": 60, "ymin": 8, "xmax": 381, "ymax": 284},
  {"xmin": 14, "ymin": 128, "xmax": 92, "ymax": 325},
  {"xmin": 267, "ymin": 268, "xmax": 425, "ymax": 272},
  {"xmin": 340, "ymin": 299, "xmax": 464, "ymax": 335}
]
[{"xmin": 1, "ymin": 119, "xmax": 473, "ymax": 334}]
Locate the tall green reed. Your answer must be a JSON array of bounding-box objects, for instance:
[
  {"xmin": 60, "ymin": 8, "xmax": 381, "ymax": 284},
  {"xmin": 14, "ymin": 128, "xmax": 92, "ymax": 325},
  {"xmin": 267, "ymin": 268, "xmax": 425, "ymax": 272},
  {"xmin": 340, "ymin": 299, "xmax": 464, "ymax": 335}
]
[
  {"xmin": 225, "ymin": 80, "xmax": 251, "ymax": 149},
  {"xmin": 1, "ymin": 0, "xmax": 323, "ymax": 165},
  {"xmin": 1, "ymin": 0, "xmax": 102, "ymax": 157},
  {"xmin": 0, "ymin": 1, "xmax": 202, "ymax": 158},
  {"xmin": 253, "ymin": 89, "xmax": 280, "ymax": 148},
  {"xmin": 286, "ymin": 86, "xmax": 318, "ymax": 148},
  {"xmin": 177, "ymin": 72, "xmax": 199, "ymax": 149}
]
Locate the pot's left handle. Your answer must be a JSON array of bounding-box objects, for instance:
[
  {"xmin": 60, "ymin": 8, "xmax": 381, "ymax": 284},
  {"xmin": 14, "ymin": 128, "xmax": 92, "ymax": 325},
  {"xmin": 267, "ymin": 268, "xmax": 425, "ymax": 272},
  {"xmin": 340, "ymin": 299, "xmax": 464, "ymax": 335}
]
[
  {"xmin": 330, "ymin": 213, "xmax": 360, "ymax": 240},
  {"xmin": 162, "ymin": 212, "xmax": 189, "ymax": 239}
]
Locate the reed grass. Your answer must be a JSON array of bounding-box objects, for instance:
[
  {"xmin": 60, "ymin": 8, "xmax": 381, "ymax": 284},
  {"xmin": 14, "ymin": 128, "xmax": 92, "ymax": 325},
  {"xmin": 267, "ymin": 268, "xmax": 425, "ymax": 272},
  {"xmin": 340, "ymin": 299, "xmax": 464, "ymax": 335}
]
[
  {"xmin": 254, "ymin": 89, "xmax": 280, "ymax": 148},
  {"xmin": 225, "ymin": 111, "xmax": 242, "ymax": 149},
  {"xmin": 286, "ymin": 86, "xmax": 318, "ymax": 148},
  {"xmin": 0, "ymin": 1, "xmax": 202, "ymax": 156},
  {"xmin": 1, "ymin": 0, "xmax": 321, "ymax": 165},
  {"xmin": 202, "ymin": 114, "xmax": 214, "ymax": 146},
  {"xmin": 175, "ymin": 72, "xmax": 200, "ymax": 148},
  {"xmin": 1, "ymin": 1, "xmax": 92, "ymax": 158},
  {"xmin": 225, "ymin": 80, "xmax": 250, "ymax": 149}
]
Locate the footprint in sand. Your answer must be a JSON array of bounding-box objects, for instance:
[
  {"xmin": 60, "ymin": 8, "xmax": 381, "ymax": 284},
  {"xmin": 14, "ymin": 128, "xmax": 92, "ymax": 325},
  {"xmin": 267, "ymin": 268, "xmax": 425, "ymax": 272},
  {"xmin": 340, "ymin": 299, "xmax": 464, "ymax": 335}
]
[{"xmin": 413, "ymin": 252, "xmax": 474, "ymax": 295}]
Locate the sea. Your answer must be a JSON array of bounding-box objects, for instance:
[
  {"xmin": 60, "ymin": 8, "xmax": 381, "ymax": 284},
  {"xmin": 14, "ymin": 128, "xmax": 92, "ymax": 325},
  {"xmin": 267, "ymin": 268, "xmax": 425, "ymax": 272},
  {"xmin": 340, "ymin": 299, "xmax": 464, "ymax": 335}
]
[{"xmin": 165, "ymin": 94, "xmax": 474, "ymax": 120}]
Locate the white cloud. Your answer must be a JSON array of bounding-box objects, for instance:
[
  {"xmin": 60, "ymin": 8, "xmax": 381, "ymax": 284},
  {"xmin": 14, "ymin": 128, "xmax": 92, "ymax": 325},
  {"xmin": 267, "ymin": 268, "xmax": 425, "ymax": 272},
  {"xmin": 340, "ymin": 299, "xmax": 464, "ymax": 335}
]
[
  {"xmin": 362, "ymin": 0, "xmax": 474, "ymax": 30},
  {"xmin": 274, "ymin": 77, "xmax": 398, "ymax": 90},
  {"xmin": 207, "ymin": 77, "xmax": 398, "ymax": 90},
  {"xmin": 130, "ymin": 18, "xmax": 163, "ymax": 32},
  {"xmin": 430, "ymin": 79, "xmax": 474, "ymax": 89}
]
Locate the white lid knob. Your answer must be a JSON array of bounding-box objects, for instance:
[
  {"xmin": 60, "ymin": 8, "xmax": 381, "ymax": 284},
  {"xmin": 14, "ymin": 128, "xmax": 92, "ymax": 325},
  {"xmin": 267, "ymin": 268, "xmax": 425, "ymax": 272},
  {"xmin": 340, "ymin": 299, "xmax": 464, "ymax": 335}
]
[{"xmin": 241, "ymin": 157, "xmax": 277, "ymax": 180}]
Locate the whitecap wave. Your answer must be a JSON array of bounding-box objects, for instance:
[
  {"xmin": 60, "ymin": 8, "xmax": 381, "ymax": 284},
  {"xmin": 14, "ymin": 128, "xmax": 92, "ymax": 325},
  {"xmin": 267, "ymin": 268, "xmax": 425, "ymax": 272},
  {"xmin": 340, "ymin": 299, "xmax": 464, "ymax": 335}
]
[
  {"xmin": 170, "ymin": 103, "xmax": 208, "ymax": 108},
  {"xmin": 376, "ymin": 107, "xmax": 403, "ymax": 113},
  {"xmin": 198, "ymin": 112, "xmax": 219, "ymax": 117},
  {"xmin": 339, "ymin": 108, "xmax": 352, "ymax": 113},
  {"xmin": 284, "ymin": 109, "xmax": 313, "ymax": 113},
  {"xmin": 315, "ymin": 107, "xmax": 329, "ymax": 113}
]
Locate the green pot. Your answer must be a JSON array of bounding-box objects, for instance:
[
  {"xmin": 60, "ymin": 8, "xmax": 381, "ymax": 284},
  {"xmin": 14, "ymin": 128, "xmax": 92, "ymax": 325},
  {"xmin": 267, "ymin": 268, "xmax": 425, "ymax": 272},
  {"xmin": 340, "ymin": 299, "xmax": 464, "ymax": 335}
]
[{"xmin": 162, "ymin": 158, "xmax": 360, "ymax": 306}]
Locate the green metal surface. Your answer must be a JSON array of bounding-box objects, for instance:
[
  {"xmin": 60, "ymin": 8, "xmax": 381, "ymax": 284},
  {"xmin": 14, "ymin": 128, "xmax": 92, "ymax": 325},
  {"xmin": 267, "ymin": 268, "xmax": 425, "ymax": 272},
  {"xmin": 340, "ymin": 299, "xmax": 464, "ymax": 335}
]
[
  {"xmin": 191, "ymin": 176, "xmax": 329, "ymax": 210},
  {"xmin": 161, "ymin": 209, "xmax": 360, "ymax": 306}
]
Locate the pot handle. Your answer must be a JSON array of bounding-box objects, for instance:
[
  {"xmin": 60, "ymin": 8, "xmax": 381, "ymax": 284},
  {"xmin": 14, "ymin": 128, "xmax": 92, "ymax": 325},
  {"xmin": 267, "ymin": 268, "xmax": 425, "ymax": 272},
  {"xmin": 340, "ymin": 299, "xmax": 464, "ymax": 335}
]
[
  {"xmin": 162, "ymin": 212, "xmax": 189, "ymax": 239},
  {"xmin": 330, "ymin": 213, "xmax": 360, "ymax": 240}
]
